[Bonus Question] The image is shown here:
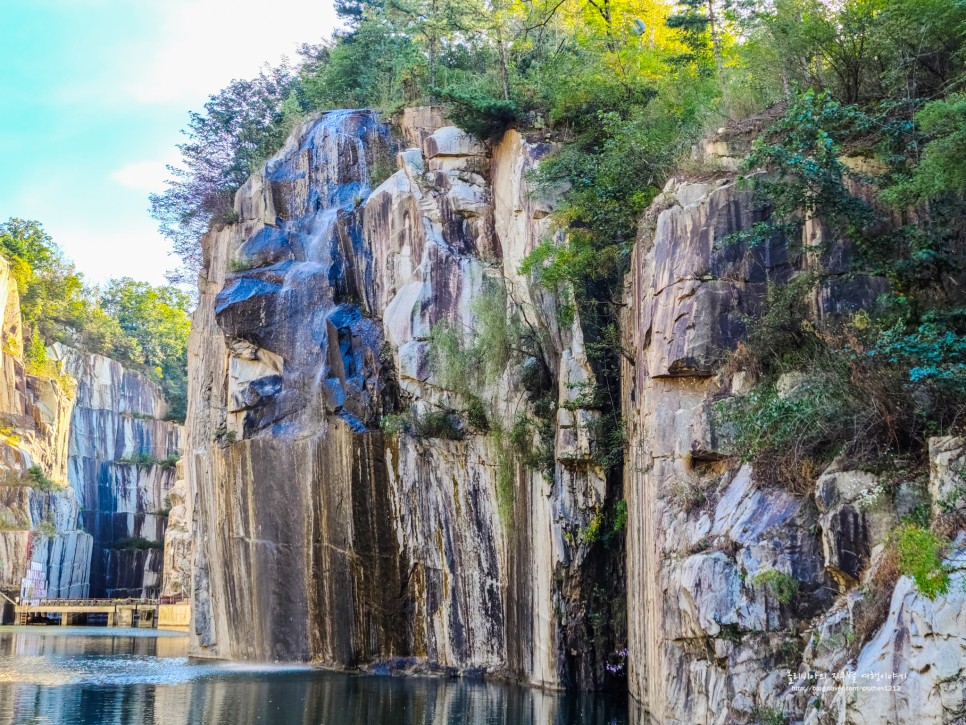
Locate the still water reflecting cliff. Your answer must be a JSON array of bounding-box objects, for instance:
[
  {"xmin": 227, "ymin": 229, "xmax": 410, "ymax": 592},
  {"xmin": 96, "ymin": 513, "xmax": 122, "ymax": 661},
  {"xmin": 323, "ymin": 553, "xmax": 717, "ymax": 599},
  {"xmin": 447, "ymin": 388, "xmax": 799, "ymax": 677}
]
[{"xmin": 0, "ymin": 628, "xmax": 630, "ymax": 724}]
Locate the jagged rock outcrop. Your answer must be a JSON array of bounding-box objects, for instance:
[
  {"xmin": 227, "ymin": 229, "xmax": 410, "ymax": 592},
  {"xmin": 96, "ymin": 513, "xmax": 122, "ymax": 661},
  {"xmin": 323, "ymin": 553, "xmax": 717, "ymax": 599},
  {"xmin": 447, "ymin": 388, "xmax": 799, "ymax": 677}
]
[
  {"xmin": 622, "ymin": 174, "xmax": 816, "ymax": 723},
  {"xmin": 186, "ymin": 109, "xmax": 622, "ymax": 687},
  {"xmin": 814, "ymin": 467, "xmax": 896, "ymax": 588},
  {"xmin": 623, "ymin": 156, "xmax": 965, "ymax": 722},
  {"xmin": 161, "ymin": 475, "xmax": 191, "ymax": 599},
  {"xmin": 929, "ymin": 436, "xmax": 966, "ymax": 517},
  {"xmin": 800, "ymin": 438, "xmax": 965, "ymax": 725},
  {"xmin": 806, "ymin": 534, "xmax": 966, "ymax": 725}
]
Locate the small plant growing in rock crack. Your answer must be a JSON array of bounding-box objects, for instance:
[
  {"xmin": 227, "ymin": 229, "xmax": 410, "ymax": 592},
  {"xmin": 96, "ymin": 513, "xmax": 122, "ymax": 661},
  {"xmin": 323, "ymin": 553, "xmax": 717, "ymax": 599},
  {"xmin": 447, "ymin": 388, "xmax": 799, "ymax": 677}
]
[
  {"xmin": 612, "ymin": 500, "xmax": 628, "ymax": 533},
  {"xmin": 154, "ymin": 495, "xmax": 172, "ymax": 517},
  {"xmin": 895, "ymin": 523, "xmax": 950, "ymax": 599},
  {"xmin": 718, "ymin": 624, "xmax": 744, "ymax": 643},
  {"xmin": 414, "ymin": 411, "xmax": 464, "ymax": 440},
  {"xmin": 777, "ymin": 632, "xmax": 804, "ymax": 665},
  {"xmin": 381, "ymin": 410, "xmax": 465, "ymax": 440},
  {"xmin": 227, "ymin": 256, "xmax": 255, "ymax": 273},
  {"xmin": 580, "ymin": 510, "xmax": 605, "ymax": 544},
  {"xmin": 25, "ymin": 466, "xmax": 64, "ymax": 491},
  {"xmin": 490, "ymin": 425, "xmax": 516, "ymax": 531},
  {"xmin": 380, "ymin": 413, "xmax": 407, "ymax": 435},
  {"xmin": 118, "ymin": 452, "xmax": 181, "ymax": 468},
  {"xmin": 159, "ymin": 454, "xmax": 181, "ymax": 469},
  {"xmin": 117, "ymin": 452, "xmax": 156, "ymax": 467},
  {"xmin": 463, "ymin": 396, "xmax": 489, "ymax": 432},
  {"xmin": 750, "ymin": 569, "xmax": 800, "ymax": 605},
  {"xmin": 213, "ymin": 426, "xmax": 238, "ymax": 445},
  {"xmin": 507, "ymin": 414, "xmax": 551, "ymax": 472},
  {"xmin": 35, "ymin": 517, "xmax": 56, "ymax": 538},
  {"xmin": 752, "ymin": 705, "xmax": 788, "ymax": 725},
  {"xmin": 604, "ymin": 647, "xmax": 627, "ymax": 676},
  {"xmin": 113, "ymin": 536, "xmax": 163, "ymax": 550}
]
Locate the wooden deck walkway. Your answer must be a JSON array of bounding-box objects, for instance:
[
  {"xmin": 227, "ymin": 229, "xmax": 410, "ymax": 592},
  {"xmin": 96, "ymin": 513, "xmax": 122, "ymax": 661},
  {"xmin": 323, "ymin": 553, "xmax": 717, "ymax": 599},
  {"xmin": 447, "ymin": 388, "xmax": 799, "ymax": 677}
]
[{"xmin": 14, "ymin": 598, "xmax": 160, "ymax": 627}]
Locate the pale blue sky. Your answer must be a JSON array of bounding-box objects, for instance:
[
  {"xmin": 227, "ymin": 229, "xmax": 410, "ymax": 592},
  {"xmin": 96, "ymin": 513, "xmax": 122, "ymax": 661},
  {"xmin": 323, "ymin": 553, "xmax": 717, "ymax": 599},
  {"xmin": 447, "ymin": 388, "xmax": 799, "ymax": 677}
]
[{"xmin": 0, "ymin": 0, "xmax": 339, "ymax": 285}]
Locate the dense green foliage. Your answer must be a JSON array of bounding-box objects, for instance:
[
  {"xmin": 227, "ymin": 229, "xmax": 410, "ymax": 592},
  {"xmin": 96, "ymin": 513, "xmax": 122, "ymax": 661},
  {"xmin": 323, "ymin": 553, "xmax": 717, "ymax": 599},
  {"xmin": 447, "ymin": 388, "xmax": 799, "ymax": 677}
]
[
  {"xmin": 153, "ymin": 0, "xmax": 966, "ymax": 306},
  {"xmin": 750, "ymin": 568, "xmax": 800, "ymax": 605},
  {"xmin": 101, "ymin": 280, "xmax": 192, "ymax": 420},
  {"xmin": 0, "ymin": 219, "xmax": 191, "ymax": 420},
  {"xmin": 680, "ymin": 1, "xmax": 966, "ymax": 604},
  {"xmin": 895, "ymin": 523, "xmax": 950, "ymax": 599},
  {"xmin": 718, "ymin": 81, "xmax": 966, "ymax": 490}
]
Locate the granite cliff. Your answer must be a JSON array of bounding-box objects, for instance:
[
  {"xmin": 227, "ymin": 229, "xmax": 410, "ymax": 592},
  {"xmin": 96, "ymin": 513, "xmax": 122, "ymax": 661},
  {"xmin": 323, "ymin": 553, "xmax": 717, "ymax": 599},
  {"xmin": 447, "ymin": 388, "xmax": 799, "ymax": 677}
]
[
  {"xmin": 0, "ymin": 253, "xmax": 183, "ymax": 610},
  {"xmin": 57, "ymin": 344, "xmax": 182, "ymax": 599},
  {"xmin": 182, "ymin": 108, "xmax": 965, "ymax": 722},
  {"xmin": 622, "ymin": 137, "xmax": 966, "ymax": 723},
  {"xmin": 186, "ymin": 108, "xmax": 622, "ymax": 688}
]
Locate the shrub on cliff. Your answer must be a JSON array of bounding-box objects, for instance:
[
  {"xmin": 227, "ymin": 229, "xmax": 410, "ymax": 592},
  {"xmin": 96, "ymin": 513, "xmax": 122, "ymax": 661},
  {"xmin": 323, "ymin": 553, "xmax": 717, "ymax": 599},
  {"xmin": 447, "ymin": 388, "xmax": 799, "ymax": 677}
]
[
  {"xmin": 380, "ymin": 410, "xmax": 465, "ymax": 440},
  {"xmin": 25, "ymin": 466, "xmax": 56, "ymax": 492},
  {"xmin": 440, "ymin": 86, "xmax": 519, "ymax": 141},
  {"xmin": 112, "ymin": 536, "xmax": 163, "ymax": 551},
  {"xmin": 750, "ymin": 569, "xmax": 800, "ymax": 605},
  {"xmin": 886, "ymin": 93, "xmax": 966, "ymax": 203},
  {"xmin": 895, "ymin": 523, "xmax": 950, "ymax": 599},
  {"xmin": 717, "ymin": 85, "xmax": 966, "ymax": 491}
]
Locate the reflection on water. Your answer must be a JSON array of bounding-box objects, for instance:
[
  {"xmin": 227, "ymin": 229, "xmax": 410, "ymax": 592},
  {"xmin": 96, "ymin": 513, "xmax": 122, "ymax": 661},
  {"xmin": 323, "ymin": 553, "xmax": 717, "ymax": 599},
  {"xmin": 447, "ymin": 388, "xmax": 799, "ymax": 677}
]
[{"xmin": 0, "ymin": 628, "xmax": 628, "ymax": 724}]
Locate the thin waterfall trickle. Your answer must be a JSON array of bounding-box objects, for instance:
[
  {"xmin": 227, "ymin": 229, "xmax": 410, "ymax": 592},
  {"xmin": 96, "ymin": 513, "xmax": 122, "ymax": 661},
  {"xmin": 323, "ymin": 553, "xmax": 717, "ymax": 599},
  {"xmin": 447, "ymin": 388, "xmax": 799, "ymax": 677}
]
[{"xmin": 216, "ymin": 109, "xmax": 391, "ymax": 437}]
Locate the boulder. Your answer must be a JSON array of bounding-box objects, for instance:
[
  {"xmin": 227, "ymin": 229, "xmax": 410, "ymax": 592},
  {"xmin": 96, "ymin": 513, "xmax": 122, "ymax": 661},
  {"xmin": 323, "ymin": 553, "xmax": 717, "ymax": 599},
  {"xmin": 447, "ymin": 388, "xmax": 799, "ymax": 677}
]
[
  {"xmin": 929, "ymin": 436, "xmax": 966, "ymax": 516},
  {"xmin": 815, "ymin": 468, "xmax": 897, "ymax": 588}
]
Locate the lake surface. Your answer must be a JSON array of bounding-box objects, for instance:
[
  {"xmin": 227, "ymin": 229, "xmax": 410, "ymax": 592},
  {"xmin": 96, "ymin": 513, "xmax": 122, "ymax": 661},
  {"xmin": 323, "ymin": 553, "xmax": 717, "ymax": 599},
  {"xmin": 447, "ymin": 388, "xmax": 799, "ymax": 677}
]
[{"xmin": 0, "ymin": 627, "xmax": 628, "ymax": 724}]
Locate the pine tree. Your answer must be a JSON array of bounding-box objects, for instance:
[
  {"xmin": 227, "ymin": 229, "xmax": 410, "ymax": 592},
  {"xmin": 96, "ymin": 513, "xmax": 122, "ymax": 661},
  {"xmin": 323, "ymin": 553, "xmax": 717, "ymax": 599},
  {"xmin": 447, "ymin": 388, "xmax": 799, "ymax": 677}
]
[{"xmin": 666, "ymin": 0, "xmax": 723, "ymax": 78}]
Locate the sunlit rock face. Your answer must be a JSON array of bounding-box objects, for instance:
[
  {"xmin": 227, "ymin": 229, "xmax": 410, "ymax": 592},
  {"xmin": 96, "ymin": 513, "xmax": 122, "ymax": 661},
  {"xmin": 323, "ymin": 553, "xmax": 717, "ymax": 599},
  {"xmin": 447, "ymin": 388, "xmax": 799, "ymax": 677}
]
[
  {"xmin": 0, "ymin": 259, "xmax": 90, "ymax": 603},
  {"xmin": 187, "ymin": 110, "xmax": 623, "ymax": 688},
  {"xmin": 623, "ymin": 154, "xmax": 965, "ymax": 721},
  {"xmin": 621, "ymin": 176, "xmax": 831, "ymax": 723},
  {"xmin": 55, "ymin": 346, "xmax": 183, "ymax": 599},
  {"xmin": 161, "ymin": 475, "xmax": 191, "ymax": 600},
  {"xmin": 0, "ymin": 249, "xmax": 184, "ymax": 608}
]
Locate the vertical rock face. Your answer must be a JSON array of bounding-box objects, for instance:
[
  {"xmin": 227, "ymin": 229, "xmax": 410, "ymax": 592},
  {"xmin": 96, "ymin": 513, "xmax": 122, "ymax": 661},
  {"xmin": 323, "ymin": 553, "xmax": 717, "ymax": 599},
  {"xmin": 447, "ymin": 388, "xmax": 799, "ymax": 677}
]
[
  {"xmin": 805, "ymin": 536, "xmax": 966, "ymax": 725},
  {"xmin": 0, "ymin": 259, "xmax": 91, "ymax": 603},
  {"xmin": 623, "ymin": 169, "xmax": 966, "ymax": 722},
  {"xmin": 622, "ymin": 177, "xmax": 830, "ymax": 723},
  {"xmin": 187, "ymin": 110, "xmax": 623, "ymax": 688},
  {"xmin": 55, "ymin": 345, "xmax": 183, "ymax": 599},
  {"xmin": 0, "ymin": 250, "xmax": 184, "ymax": 608},
  {"xmin": 161, "ymin": 475, "xmax": 191, "ymax": 599}
]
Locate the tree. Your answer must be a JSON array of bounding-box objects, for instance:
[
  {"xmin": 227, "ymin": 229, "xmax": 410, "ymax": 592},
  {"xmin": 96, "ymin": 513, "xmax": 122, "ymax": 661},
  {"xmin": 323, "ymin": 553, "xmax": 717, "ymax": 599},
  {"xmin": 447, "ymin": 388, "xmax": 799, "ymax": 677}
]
[
  {"xmin": 0, "ymin": 218, "xmax": 64, "ymax": 299},
  {"xmin": 666, "ymin": 0, "xmax": 724, "ymax": 77},
  {"xmin": 149, "ymin": 64, "xmax": 299, "ymax": 283},
  {"xmin": 301, "ymin": 14, "xmax": 424, "ymax": 109},
  {"xmin": 101, "ymin": 279, "xmax": 192, "ymax": 420},
  {"xmin": 0, "ymin": 218, "xmax": 92, "ymax": 336},
  {"xmin": 750, "ymin": 0, "xmax": 966, "ymax": 106}
]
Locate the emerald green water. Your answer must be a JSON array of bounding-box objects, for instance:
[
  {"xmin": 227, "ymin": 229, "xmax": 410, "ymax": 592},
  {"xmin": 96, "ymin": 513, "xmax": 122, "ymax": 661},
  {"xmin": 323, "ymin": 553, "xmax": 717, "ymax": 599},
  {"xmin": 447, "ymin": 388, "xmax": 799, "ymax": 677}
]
[{"xmin": 0, "ymin": 627, "xmax": 628, "ymax": 724}]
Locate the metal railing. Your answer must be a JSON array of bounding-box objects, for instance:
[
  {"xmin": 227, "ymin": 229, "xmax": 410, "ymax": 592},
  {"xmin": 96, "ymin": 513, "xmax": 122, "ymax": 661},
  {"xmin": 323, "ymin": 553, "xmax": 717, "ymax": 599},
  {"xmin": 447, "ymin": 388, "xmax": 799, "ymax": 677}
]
[{"xmin": 22, "ymin": 598, "xmax": 160, "ymax": 608}]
